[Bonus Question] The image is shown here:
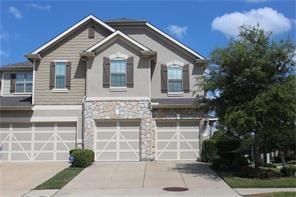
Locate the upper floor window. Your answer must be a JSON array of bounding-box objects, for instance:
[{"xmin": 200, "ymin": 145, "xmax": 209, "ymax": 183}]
[
  {"xmin": 110, "ymin": 59, "xmax": 127, "ymax": 87},
  {"xmin": 55, "ymin": 62, "xmax": 66, "ymax": 89},
  {"xmin": 15, "ymin": 73, "xmax": 32, "ymax": 93},
  {"xmin": 168, "ymin": 66, "xmax": 183, "ymax": 93}
]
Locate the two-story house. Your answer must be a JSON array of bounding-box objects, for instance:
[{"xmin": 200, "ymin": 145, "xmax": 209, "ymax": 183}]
[{"xmin": 0, "ymin": 15, "xmax": 210, "ymax": 162}]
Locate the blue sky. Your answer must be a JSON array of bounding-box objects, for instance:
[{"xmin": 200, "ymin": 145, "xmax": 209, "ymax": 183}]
[{"xmin": 0, "ymin": 0, "xmax": 295, "ymax": 65}]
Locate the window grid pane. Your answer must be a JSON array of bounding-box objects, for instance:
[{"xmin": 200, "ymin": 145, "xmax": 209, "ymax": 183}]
[
  {"xmin": 111, "ymin": 60, "xmax": 126, "ymax": 87},
  {"xmin": 55, "ymin": 62, "xmax": 66, "ymax": 89},
  {"xmin": 15, "ymin": 73, "xmax": 32, "ymax": 93},
  {"xmin": 168, "ymin": 66, "xmax": 183, "ymax": 92}
]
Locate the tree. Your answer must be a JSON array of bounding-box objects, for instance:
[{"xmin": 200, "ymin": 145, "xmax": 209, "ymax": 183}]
[{"xmin": 206, "ymin": 25, "xmax": 296, "ymax": 170}]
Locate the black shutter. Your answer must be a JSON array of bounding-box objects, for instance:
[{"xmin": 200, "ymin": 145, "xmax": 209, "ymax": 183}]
[
  {"xmin": 10, "ymin": 74, "xmax": 16, "ymax": 93},
  {"xmin": 161, "ymin": 64, "xmax": 167, "ymax": 93},
  {"xmin": 103, "ymin": 57, "xmax": 110, "ymax": 88},
  {"xmin": 49, "ymin": 62, "xmax": 55, "ymax": 89},
  {"xmin": 66, "ymin": 62, "xmax": 71, "ymax": 89},
  {"xmin": 183, "ymin": 64, "xmax": 190, "ymax": 93},
  {"xmin": 127, "ymin": 57, "xmax": 134, "ymax": 88}
]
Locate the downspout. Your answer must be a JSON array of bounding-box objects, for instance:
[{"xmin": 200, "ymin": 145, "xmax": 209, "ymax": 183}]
[{"xmin": 81, "ymin": 95, "xmax": 87, "ymax": 149}]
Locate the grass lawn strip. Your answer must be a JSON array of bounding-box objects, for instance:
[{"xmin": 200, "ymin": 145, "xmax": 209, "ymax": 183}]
[
  {"xmin": 244, "ymin": 191, "xmax": 296, "ymax": 197},
  {"xmin": 35, "ymin": 167, "xmax": 84, "ymax": 190},
  {"xmin": 220, "ymin": 172, "xmax": 296, "ymax": 188}
]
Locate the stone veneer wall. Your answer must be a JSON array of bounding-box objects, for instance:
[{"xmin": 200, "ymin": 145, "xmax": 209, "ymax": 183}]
[{"xmin": 84, "ymin": 99, "xmax": 152, "ymax": 160}]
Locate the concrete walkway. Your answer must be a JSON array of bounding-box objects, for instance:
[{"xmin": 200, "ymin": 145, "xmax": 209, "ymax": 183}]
[
  {"xmin": 56, "ymin": 161, "xmax": 239, "ymax": 197},
  {"xmin": 0, "ymin": 162, "xmax": 67, "ymax": 197},
  {"xmin": 235, "ymin": 188, "xmax": 296, "ymax": 196}
]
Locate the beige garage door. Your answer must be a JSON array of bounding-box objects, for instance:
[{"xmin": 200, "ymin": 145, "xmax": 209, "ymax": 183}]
[
  {"xmin": 95, "ymin": 120, "xmax": 140, "ymax": 161},
  {"xmin": 156, "ymin": 120, "xmax": 200, "ymax": 160},
  {"xmin": 0, "ymin": 122, "xmax": 76, "ymax": 161}
]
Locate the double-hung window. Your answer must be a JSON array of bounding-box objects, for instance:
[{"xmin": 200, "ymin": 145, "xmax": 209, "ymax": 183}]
[
  {"xmin": 15, "ymin": 73, "xmax": 32, "ymax": 93},
  {"xmin": 55, "ymin": 62, "xmax": 66, "ymax": 89},
  {"xmin": 110, "ymin": 59, "xmax": 127, "ymax": 87},
  {"xmin": 168, "ymin": 66, "xmax": 183, "ymax": 93}
]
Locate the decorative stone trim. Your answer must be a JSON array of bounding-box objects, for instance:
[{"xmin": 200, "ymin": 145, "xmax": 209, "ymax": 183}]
[{"xmin": 84, "ymin": 99, "xmax": 152, "ymax": 160}]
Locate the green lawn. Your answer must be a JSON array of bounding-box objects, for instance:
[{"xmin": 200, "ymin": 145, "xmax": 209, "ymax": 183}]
[
  {"xmin": 219, "ymin": 172, "xmax": 296, "ymax": 188},
  {"xmin": 35, "ymin": 167, "xmax": 84, "ymax": 190},
  {"xmin": 245, "ymin": 192, "xmax": 296, "ymax": 197}
]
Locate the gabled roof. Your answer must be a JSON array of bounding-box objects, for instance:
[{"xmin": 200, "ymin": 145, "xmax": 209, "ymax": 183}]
[
  {"xmin": 31, "ymin": 15, "xmax": 116, "ymax": 54},
  {"xmin": 86, "ymin": 31, "xmax": 151, "ymax": 52},
  {"xmin": 0, "ymin": 61, "xmax": 33, "ymax": 71},
  {"xmin": 107, "ymin": 20, "xmax": 206, "ymax": 60},
  {"xmin": 146, "ymin": 23, "xmax": 205, "ymax": 59}
]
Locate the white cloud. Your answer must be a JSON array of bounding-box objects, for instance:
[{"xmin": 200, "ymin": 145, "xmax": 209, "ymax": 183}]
[
  {"xmin": 167, "ymin": 25, "xmax": 188, "ymax": 39},
  {"xmin": 246, "ymin": 0, "xmax": 267, "ymax": 3},
  {"xmin": 0, "ymin": 32, "xmax": 9, "ymax": 40},
  {"xmin": 8, "ymin": 6, "xmax": 22, "ymax": 19},
  {"xmin": 0, "ymin": 49, "xmax": 9, "ymax": 57},
  {"xmin": 29, "ymin": 3, "xmax": 51, "ymax": 11},
  {"xmin": 212, "ymin": 7, "xmax": 292, "ymax": 37}
]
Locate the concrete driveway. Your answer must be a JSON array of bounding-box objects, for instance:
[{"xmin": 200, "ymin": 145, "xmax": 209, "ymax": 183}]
[
  {"xmin": 56, "ymin": 161, "xmax": 239, "ymax": 197},
  {"xmin": 0, "ymin": 162, "xmax": 67, "ymax": 197}
]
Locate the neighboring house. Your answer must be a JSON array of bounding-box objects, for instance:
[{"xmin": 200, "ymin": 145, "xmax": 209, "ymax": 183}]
[{"xmin": 0, "ymin": 15, "xmax": 211, "ymax": 162}]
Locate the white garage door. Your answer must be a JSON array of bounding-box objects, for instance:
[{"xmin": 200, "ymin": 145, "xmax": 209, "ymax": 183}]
[
  {"xmin": 156, "ymin": 120, "xmax": 200, "ymax": 160},
  {"xmin": 0, "ymin": 122, "xmax": 76, "ymax": 161},
  {"xmin": 95, "ymin": 120, "xmax": 140, "ymax": 161}
]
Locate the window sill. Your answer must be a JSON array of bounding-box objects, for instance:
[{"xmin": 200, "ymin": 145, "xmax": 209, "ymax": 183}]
[
  {"xmin": 167, "ymin": 92, "xmax": 184, "ymax": 97},
  {"xmin": 13, "ymin": 92, "xmax": 32, "ymax": 95},
  {"xmin": 109, "ymin": 87, "xmax": 127, "ymax": 92},
  {"xmin": 52, "ymin": 88, "xmax": 68, "ymax": 93}
]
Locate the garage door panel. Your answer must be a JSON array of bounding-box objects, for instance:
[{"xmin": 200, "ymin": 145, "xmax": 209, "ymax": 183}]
[
  {"xmin": 120, "ymin": 141, "xmax": 139, "ymax": 150},
  {"xmin": 11, "ymin": 153, "xmax": 30, "ymax": 160},
  {"xmin": 98, "ymin": 152, "xmax": 117, "ymax": 160},
  {"xmin": 181, "ymin": 132, "xmax": 198, "ymax": 139},
  {"xmin": 13, "ymin": 133, "xmax": 32, "ymax": 141},
  {"xmin": 97, "ymin": 132, "xmax": 116, "ymax": 139},
  {"xmin": 120, "ymin": 132, "xmax": 139, "ymax": 139},
  {"xmin": 0, "ymin": 122, "xmax": 76, "ymax": 161},
  {"xmin": 180, "ymin": 151, "xmax": 199, "ymax": 160},
  {"xmin": 58, "ymin": 133, "xmax": 76, "ymax": 140},
  {"xmin": 95, "ymin": 120, "xmax": 140, "ymax": 161},
  {"xmin": 156, "ymin": 120, "xmax": 200, "ymax": 161},
  {"xmin": 157, "ymin": 141, "xmax": 177, "ymax": 149},
  {"xmin": 34, "ymin": 152, "xmax": 53, "ymax": 160},
  {"xmin": 120, "ymin": 152, "xmax": 138, "ymax": 160},
  {"xmin": 157, "ymin": 132, "xmax": 175, "ymax": 139},
  {"xmin": 158, "ymin": 152, "xmax": 177, "ymax": 160},
  {"xmin": 12, "ymin": 142, "xmax": 31, "ymax": 151}
]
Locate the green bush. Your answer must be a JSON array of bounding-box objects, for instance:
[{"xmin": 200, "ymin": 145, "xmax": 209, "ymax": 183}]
[
  {"xmin": 69, "ymin": 149, "xmax": 94, "ymax": 168},
  {"xmin": 231, "ymin": 155, "xmax": 249, "ymax": 171},
  {"xmin": 281, "ymin": 165, "xmax": 296, "ymax": 177},
  {"xmin": 201, "ymin": 139, "xmax": 217, "ymax": 162},
  {"xmin": 262, "ymin": 163, "xmax": 277, "ymax": 168}
]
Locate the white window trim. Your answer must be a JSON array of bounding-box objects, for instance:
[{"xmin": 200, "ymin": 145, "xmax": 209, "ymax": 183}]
[
  {"xmin": 110, "ymin": 55, "xmax": 128, "ymax": 89},
  {"xmin": 14, "ymin": 73, "xmax": 33, "ymax": 94},
  {"xmin": 166, "ymin": 60, "xmax": 185, "ymax": 67},
  {"xmin": 167, "ymin": 65, "xmax": 184, "ymax": 95},
  {"xmin": 53, "ymin": 61, "xmax": 68, "ymax": 90}
]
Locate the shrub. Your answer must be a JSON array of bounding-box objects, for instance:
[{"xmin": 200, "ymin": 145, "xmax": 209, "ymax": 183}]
[
  {"xmin": 211, "ymin": 158, "xmax": 222, "ymax": 170},
  {"xmin": 281, "ymin": 165, "xmax": 296, "ymax": 177},
  {"xmin": 262, "ymin": 163, "xmax": 277, "ymax": 168},
  {"xmin": 231, "ymin": 156, "xmax": 249, "ymax": 171},
  {"xmin": 69, "ymin": 149, "xmax": 94, "ymax": 168},
  {"xmin": 201, "ymin": 139, "xmax": 217, "ymax": 162}
]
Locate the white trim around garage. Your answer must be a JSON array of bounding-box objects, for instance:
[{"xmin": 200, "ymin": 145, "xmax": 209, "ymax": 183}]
[
  {"xmin": 0, "ymin": 116, "xmax": 78, "ymax": 123},
  {"xmin": 32, "ymin": 105, "xmax": 82, "ymax": 110}
]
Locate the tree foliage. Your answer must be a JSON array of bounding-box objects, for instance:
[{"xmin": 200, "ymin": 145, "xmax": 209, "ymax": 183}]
[{"xmin": 206, "ymin": 25, "xmax": 296, "ymax": 169}]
